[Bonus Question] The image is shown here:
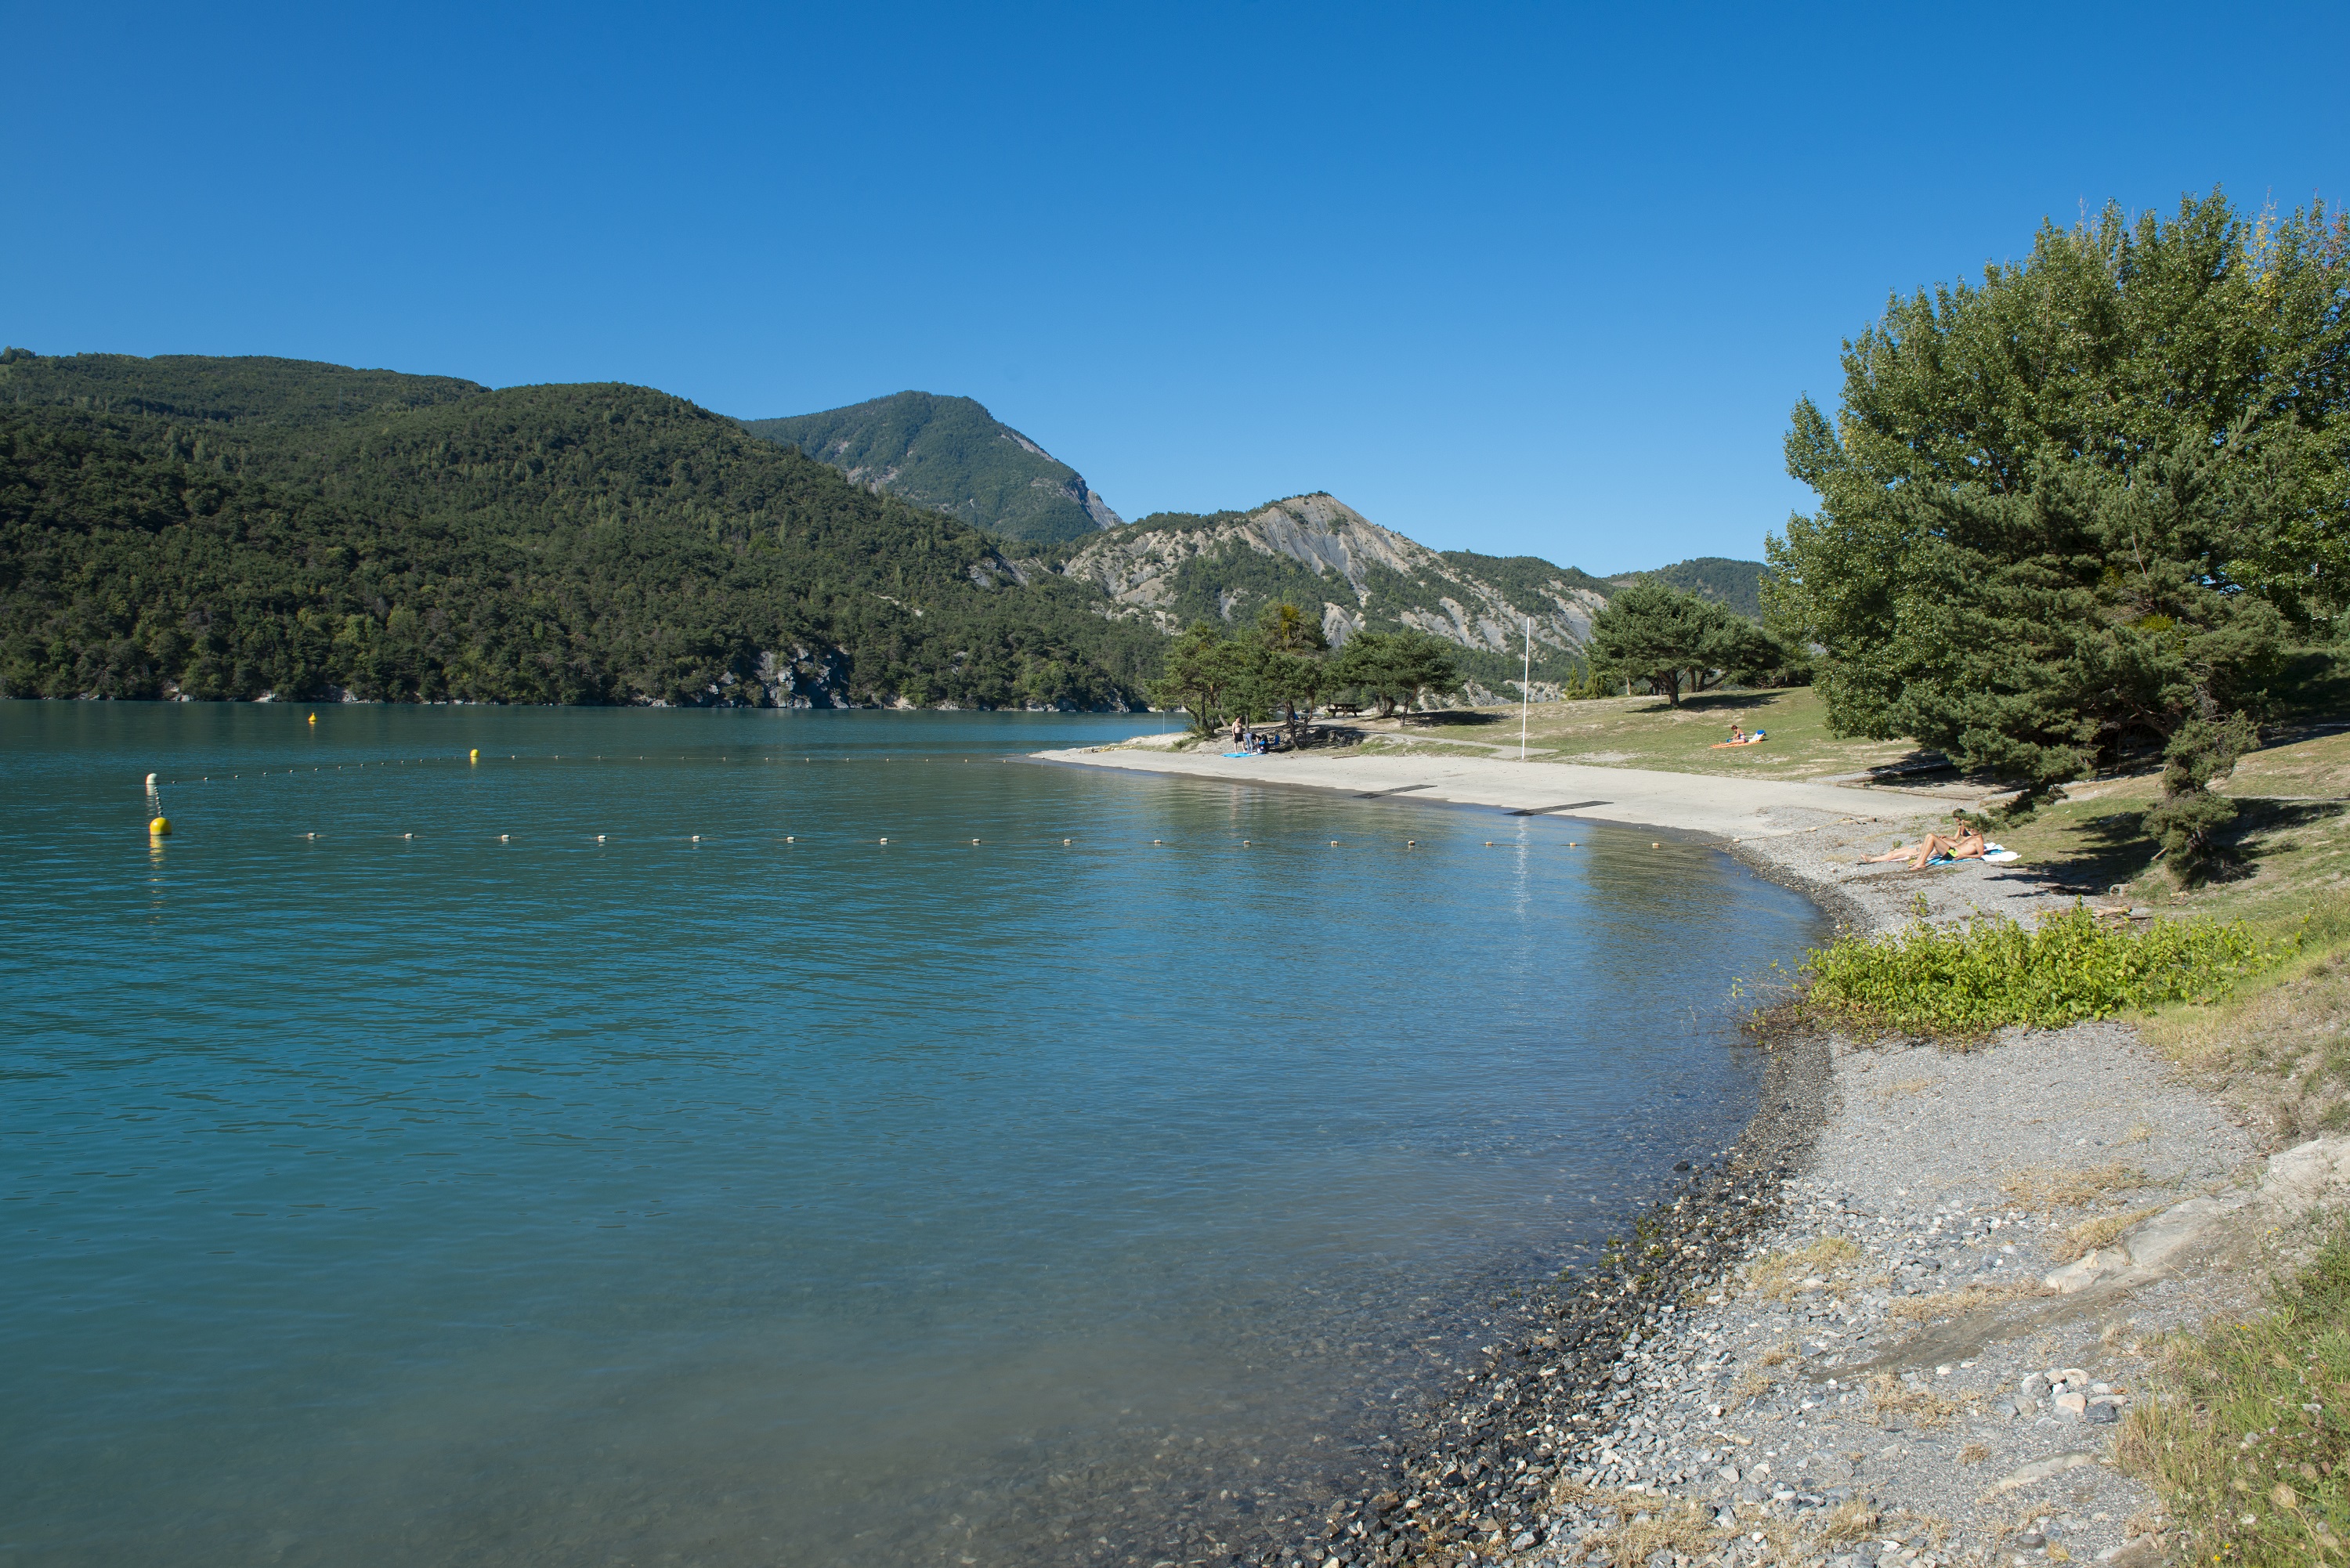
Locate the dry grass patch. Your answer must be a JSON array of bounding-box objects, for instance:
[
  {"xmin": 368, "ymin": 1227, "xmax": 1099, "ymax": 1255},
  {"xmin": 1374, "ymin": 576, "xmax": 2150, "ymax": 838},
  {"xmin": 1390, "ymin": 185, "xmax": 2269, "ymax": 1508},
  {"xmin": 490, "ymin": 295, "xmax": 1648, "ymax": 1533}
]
[
  {"xmin": 2000, "ymin": 1160, "xmax": 2156, "ymax": 1212},
  {"xmin": 1958, "ymin": 1440, "xmax": 1990, "ymax": 1465},
  {"xmin": 1540, "ymin": 1487, "xmax": 1725, "ymax": 1568},
  {"xmin": 1877, "ymin": 1076, "xmax": 1937, "ymax": 1101},
  {"xmin": 2066, "ymin": 1201, "xmax": 2176, "ymax": 1255},
  {"xmin": 1885, "ymin": 1281, "xmax": 2044, "ymax": 1324},
  {"xmin": 1865, "ymin": 1371, "xmax": 1960, "ymax": 1428},
  {"xmin": 2142, "ymin": 947, "xmax": 2350, "ymax": 1143},
  {"xmin": 1745, "ymin": 1236, "xmax": 1864, "ymax": 1300},
  {"xmin": 1817, "ymin": 1499, "xmax": 1882, "ymax": 1543}
]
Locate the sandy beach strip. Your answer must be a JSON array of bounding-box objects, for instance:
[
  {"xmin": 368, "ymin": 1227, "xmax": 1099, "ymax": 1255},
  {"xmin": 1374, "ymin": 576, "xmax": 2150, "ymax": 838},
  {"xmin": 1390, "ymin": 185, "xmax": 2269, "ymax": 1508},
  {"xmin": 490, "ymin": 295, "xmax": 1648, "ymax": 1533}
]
[{"xmin": 1031, "ymin": 743, "xmax": 1962, "ymax": 841}]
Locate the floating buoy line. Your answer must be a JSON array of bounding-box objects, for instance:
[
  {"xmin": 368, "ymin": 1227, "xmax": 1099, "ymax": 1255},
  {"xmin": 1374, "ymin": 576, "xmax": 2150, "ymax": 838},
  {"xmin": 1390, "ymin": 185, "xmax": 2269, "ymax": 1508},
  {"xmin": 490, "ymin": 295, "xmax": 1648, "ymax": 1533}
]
[{"xmin": 132, "ymin": 746, "xmax": 1882, "ymax": 848}]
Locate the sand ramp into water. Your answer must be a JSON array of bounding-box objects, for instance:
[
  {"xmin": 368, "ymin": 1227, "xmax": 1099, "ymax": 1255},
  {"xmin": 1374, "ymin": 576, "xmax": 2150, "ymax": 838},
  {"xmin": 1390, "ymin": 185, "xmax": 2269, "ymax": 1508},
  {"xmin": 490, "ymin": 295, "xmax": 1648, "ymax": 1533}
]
[{"xmin": 1031, "ymin": 744, "xmax": 1946, "ymax": 841}]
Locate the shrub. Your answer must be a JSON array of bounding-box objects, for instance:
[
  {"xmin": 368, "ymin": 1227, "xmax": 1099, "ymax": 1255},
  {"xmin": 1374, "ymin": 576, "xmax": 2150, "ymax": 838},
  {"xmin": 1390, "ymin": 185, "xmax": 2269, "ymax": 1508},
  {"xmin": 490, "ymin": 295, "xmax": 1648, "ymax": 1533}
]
[{"xmin": 1800, "ymin": 907, "xmax": 2282, "ymax": 1039}]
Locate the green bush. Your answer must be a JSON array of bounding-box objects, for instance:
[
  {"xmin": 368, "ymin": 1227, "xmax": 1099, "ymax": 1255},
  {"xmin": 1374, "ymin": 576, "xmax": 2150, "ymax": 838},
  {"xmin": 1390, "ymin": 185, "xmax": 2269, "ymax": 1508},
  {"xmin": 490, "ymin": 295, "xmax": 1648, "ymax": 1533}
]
[{"xmin": 1801, "ymin": 906, "xmax": 2282, "ymax": 1038}]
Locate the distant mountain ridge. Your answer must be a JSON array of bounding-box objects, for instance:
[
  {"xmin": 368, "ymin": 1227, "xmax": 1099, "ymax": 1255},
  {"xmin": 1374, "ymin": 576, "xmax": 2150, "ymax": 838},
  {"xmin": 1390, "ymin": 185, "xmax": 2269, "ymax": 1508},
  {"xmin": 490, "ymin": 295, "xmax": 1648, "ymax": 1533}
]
[
  {"xmin": 739, "ymin": 392, "xmax": 1121, "ymax": 547},
  {"xmin": 1048, "ymin": 493, "xmax": 1631, "ymax": 691},
  {"xmin": 0, "ymin": 350, "xmax": 1770, "ymax": 709},
  {"xmin": 1609, "ymin": 557, "xmax": 1768, "ymax": 621}
]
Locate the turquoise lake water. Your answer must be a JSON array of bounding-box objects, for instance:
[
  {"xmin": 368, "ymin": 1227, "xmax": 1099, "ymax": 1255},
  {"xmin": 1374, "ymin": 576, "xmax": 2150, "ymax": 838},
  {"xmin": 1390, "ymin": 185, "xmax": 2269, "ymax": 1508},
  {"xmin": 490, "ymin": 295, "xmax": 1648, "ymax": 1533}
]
[{"xmin": 1, "ymin": 704, "xmax": 1827, "ymax": 1566}]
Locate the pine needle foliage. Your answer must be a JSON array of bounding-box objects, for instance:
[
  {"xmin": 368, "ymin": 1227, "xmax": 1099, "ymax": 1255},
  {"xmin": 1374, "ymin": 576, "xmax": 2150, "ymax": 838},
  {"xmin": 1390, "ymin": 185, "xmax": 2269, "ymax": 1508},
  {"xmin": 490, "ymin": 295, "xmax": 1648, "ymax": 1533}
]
[{"xmin": 1770, "ymin": 191, "xmax": 2350, "ymax": 874}]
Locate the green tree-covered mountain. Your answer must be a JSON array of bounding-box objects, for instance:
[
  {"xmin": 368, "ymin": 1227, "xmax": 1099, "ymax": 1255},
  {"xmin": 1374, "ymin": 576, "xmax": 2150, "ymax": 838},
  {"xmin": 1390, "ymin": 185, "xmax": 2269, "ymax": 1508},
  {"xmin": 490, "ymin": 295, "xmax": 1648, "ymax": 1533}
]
[
  {"xmin": 1608, "ymin": 557, "xmax": 1768, "ymax": 620},
  {"xmin": 738, "ymin": 391, "xmax": 1122, "ymax": 546},
  {"xmin": 0, "ymin": 352, "xmax": 1160, "ymax": 707},
  {"xmin": 0, "ymin": 349, "xmax": 484, "ymax": 427}
]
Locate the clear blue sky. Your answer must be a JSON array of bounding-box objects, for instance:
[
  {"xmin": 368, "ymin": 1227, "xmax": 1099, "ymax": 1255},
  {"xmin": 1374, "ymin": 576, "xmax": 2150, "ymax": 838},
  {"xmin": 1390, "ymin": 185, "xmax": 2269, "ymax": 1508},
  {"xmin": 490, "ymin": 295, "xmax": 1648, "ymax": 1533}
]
[{"xmin": 7, "ymin": 2, "xmax": 2344, "ymax": 571}]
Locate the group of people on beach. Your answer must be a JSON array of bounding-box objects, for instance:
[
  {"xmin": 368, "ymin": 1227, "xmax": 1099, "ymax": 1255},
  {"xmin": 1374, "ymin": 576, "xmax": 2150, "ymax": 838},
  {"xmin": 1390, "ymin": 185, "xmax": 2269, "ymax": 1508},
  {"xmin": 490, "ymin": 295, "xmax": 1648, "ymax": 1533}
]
[{"xmin": 1228, "ymin": 719, "xmax": 1289, "ymax": 754}]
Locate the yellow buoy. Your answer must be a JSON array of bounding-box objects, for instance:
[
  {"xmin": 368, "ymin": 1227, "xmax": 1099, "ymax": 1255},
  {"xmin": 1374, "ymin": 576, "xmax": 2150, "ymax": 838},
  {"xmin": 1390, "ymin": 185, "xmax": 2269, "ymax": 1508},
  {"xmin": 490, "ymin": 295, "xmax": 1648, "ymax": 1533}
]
[
  {"xmin": 307, "ymin": 713, "xmax": 316, "ymax": 725},
  {"xmin": 469, "ymin": 749, "xmax": 479, "ymax": 762},
  {"xmin": 148, "ymin": 816, "xmax": 170, "ymax": 836}
]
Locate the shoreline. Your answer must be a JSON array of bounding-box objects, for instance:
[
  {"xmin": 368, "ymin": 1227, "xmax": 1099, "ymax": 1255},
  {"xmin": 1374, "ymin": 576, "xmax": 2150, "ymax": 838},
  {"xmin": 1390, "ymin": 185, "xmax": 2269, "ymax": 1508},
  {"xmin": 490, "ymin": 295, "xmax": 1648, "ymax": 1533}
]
[{"xmin": 1039, "ymin": 738, "xmax": 2258, "ymax": 1566}]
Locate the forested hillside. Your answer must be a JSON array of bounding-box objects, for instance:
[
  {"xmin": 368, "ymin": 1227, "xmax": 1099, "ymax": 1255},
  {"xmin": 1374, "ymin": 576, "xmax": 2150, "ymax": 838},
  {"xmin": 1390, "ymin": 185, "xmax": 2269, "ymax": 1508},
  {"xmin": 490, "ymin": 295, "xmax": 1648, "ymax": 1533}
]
[
  {"xmin": 1607, "ymin": 557, "xmax": 1767, "ymax": 620},
  {"xmin": 0, "ymin": 353, "xmax": 1161, "ymax": 707},
  {"xmin": 0, "ymin": 349, "xmax": 483, "ymax": 427},
  {"xmin": 739, "ymin": 390, "xmax": 1121, "ymax": 546}
]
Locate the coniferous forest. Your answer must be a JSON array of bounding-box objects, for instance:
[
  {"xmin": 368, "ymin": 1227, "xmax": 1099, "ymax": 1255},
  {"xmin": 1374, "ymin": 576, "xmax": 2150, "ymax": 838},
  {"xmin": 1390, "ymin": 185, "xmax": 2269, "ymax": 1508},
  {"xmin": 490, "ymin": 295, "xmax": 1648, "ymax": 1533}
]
[{"xmin": 0, "ymin": 352, "xmax": 1166, "ymax": 708}]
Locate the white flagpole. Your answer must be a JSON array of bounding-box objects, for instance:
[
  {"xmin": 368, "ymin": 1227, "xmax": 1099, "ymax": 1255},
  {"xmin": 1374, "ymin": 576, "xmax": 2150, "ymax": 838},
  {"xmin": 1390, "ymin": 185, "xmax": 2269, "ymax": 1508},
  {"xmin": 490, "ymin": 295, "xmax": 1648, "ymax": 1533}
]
[{"xmin": 1520, "ymin": 616, "xmax": 1531, "ymax": 761}]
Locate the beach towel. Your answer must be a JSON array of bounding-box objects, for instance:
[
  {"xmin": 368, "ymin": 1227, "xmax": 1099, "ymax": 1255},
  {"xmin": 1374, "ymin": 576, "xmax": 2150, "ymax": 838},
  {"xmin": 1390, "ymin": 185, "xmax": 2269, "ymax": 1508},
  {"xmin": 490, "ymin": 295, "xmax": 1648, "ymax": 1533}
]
[
  {"xmin": 1928, "ymin": 844, "xmax": 2019, "ymax": 868},
  {"xmin": 1707, "ymin": 738, "xmax": 1766, "ymax": 749},
  {"xmin": 1222, "ymin": 752, "xmax": 1256, "ymax": 758}
]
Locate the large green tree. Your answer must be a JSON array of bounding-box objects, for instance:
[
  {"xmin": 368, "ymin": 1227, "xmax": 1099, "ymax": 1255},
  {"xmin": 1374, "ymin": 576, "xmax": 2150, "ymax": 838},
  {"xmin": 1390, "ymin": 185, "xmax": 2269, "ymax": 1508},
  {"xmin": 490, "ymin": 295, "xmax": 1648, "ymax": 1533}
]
[
  {"xmin": 1330, "ymin": 628, "xmax": 1463, "ymax": 717},
  {"xmin": 1768, "ymin": 192, "xmax": 2350, "ymax": 868},
  {"xmin": 1585, "ymin": 580, "xmax": 1759, "ymax": 704}
]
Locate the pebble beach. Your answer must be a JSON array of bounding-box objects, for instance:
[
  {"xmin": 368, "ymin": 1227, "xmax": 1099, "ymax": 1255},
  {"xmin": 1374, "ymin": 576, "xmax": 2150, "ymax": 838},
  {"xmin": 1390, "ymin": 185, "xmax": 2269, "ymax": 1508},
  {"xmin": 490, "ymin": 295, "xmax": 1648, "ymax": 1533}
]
[{"xmin": 1043, "ymin": 736, "xmax": 2308, "ymax": 1568}]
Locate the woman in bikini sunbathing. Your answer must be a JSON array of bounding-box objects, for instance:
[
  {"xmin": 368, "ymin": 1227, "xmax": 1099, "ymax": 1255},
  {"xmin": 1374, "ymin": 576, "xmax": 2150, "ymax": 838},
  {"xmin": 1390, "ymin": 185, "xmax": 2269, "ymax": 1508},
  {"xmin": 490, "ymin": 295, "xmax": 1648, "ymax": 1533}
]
[{"xmin": 1860, "ymin": 814, "xmax": 1986, "ymax": 870}]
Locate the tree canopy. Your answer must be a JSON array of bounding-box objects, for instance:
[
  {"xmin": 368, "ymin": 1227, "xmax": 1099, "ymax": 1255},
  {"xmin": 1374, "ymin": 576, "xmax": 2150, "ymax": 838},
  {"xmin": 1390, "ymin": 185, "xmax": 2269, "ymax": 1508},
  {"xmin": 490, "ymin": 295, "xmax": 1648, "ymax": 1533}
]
[
  {"xmin": 1766, "ymin": 192, "xmax": 2350, "ymax": 865},
  {"xmin": 1329, "ymin": 628, "xmax": 1463, "ymax": 717},
  {"xmin": 1148, "ymin": 611, "xmax": 1459, "ymax": 732},
  {"xmin": 0, "ymin": 357, "xmax": 1163, "ymax": 707},
  {"xmin": 1585, "ymin": 580, "xmax": 1791, "ymax": 703}
]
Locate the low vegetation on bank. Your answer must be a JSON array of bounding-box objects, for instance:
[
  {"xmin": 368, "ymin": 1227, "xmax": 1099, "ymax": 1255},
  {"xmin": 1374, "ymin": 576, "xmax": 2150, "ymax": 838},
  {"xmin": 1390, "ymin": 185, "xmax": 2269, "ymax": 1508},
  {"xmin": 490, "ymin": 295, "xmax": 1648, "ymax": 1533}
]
[
  {"xmin": 1799, "ymin": 907, "xmax": 2283, "ymax": 1039},
  {"xmin": 2118, "ymin": 1216, "xmax": 2350, "ymax": 1565}
]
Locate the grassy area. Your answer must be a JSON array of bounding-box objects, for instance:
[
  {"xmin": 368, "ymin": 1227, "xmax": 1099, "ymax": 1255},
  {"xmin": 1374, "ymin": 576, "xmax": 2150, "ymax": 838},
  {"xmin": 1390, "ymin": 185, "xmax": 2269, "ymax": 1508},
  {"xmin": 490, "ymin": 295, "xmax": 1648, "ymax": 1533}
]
[
  {"xmin": 1987, "ymin": 728, "xmax": 2350, "ymax": 909},
  {"xmin": 1372, "ymin": 687, "xmax": 1930, "ymax": 780},
  {"xmin": 2117, "ymin": 1216, "xmax": 2350, "ymax": 1563},
  {"xmin": 1952, "ymin": 728, "xmax": 2350, "ymax": 1134}
]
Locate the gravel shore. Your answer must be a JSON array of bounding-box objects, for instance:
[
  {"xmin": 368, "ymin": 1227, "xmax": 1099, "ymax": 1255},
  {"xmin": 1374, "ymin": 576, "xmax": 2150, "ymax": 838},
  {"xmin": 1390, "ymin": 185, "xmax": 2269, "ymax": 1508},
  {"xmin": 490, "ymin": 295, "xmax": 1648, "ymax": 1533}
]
[
  {"xmin": 1039, "ymin": 740, "xmax": 2283, "ymax": 1567},
  {"xmin": 1366, "ymin": 826, "xmax": 2264, "ymax": 1568}
]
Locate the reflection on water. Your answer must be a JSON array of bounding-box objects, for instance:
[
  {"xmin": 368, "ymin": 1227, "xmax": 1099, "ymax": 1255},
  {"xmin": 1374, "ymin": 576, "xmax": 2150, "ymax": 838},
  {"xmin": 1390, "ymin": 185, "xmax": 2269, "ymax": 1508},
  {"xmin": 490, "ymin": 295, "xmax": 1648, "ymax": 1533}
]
[{"xmin": 0, "ymin": 703, "xmax": 1824, "ymax": 1565}]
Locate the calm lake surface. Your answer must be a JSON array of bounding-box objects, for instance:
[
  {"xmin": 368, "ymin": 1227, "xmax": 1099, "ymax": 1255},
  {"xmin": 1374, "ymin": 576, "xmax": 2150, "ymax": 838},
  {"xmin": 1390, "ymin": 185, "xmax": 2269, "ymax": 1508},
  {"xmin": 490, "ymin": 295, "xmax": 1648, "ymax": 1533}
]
[{"xmin": 1, "ymin": 704, "xmax": 1827, "ymax": 1566}]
